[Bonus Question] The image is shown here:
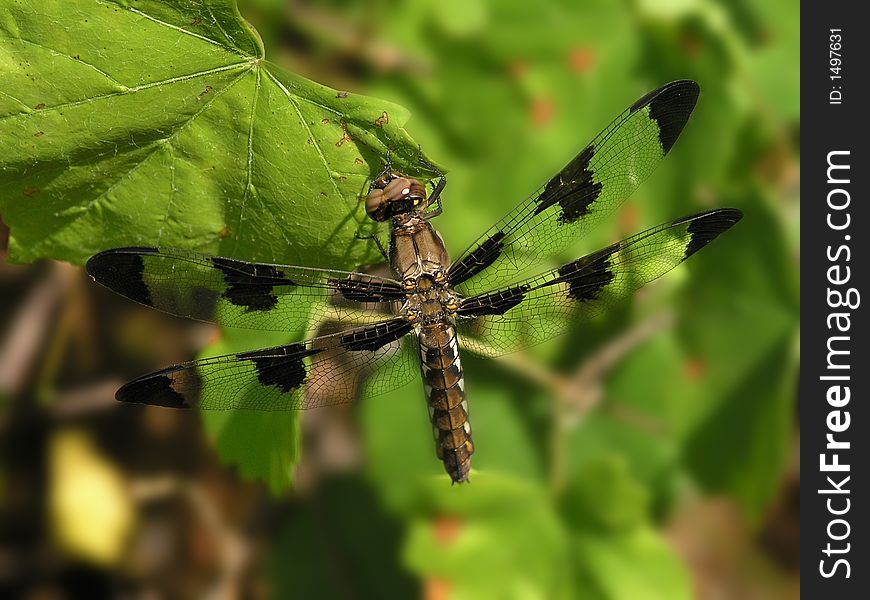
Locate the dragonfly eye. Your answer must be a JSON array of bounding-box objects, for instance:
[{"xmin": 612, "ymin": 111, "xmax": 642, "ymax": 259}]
[
  {"xmin": 365, "ymin": 189, "xmax": 390, "ymax": 221},
  {"xmin": 372, "ymin": 171, "xmax": 401, "ymax": 189}
]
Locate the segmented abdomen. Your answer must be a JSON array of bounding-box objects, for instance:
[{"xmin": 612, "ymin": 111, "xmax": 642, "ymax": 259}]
[{"xmin": 419, "ymin": 322, "xmax": 473, "ymax": 483}]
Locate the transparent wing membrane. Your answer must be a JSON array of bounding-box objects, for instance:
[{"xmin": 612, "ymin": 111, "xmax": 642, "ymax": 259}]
[
  {"xmin": 448, "ymin": 81, "xmax": 700, "ymax": 296},
  {"xmin": 87, "ymin": 246, "xmax": 405, "ymax": 333},
  {"xmin": 456, "ymin": 209, "xmax": 742, "ymax": 356},
  {"xmin": 116, "ymin": 318, "xmax": 420, "ymax": 411}
]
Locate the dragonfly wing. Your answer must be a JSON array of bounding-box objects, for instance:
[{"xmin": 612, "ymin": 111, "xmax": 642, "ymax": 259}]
[
  {"xmin": 87, "ymin": 247, "xmax": 405, "ymax": 332},
  {"xmin": 455, "ymin": 209, "xmax": 742, "ymax": 356},
  {"xmin": 448, "ymin": 80, "xmax": 701, "ymax": 296},
  {"xmin": 117, "ymin": 317, "xmax": 421, "ymax": 410}
]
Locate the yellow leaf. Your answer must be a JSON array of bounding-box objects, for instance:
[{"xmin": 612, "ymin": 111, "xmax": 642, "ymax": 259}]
[{"xmin": 49, "ymin": 429, "xmax": 136, "ymax": 566}]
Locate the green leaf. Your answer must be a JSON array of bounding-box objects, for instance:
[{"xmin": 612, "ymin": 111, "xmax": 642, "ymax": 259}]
[
  {"xmin": 203, "ymin": 407, "xmax": 299, "ymax": 494},
  {"xmin": 608, "ymin": 333, "xmax": 705, "ymax": 441},
  {"xmin": 561, "ymin": 456, "xmax": 650, "ymax": 532},
  {"xmin": 361, "ymin": 377, "xmax": 443, "ymax": 509},
  {"xmin": 0, "ymin": 0, "xmax": 433, "ymax": 267},
  {"xmin": 462, "ymin": 375, "xmax": 543, "ymax": 482},
  {"xmin": 560, "ymin": 446, "xmax": 688, "ymax": 597},
  {"xmin": 677, "ymin": 193, "xmax": 798, "ymax": 521},
  {"xmin": 431, "ymin": 0, "xmax": 489, "ymax": 39},
  {"xmin": 573, "ymin": 526, "xmax": 692, "ymax": 600},
  {"xmin": 744, "ymin": 0, "xmax": 801, "ymax": 119},
  {"xmin": 681, "ymin": 333, "xmax": 796, "ymax": 523},
  {"xmin": 402, "ymin": 473, "xmax": 573, "ymax": 600},
  {"xmin": 198, "ymin": 326, "xmax": 303, "ymax": 494}
]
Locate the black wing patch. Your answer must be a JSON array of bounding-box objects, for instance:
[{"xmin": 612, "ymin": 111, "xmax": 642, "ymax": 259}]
[
  {"xmin": 116, "ymin": 318, "xmax": 420, "ymax": 411},
  {"xmin": 682, "ymin": 210, "xmax": 742, "ymax": 259},
  {"xmin": 236, "ymin": 344, "xmax": 324, "ymax": 393},
  {"xmin": 552, "ymin": 244, "xmax": 617, "ymax": 302},
  {"xmin": 328, "ymin": 276, "xmax": 406, "ymax": 302},
  {"xmin": 447, "ymin": 231, "xmax": 506, "ymax": 287},
  {"xmin": 448, "ymin": 80, "xmax": 701, "ymax": 294},
  {"xmin": 87, "ymin": 246, "xmax": 159, "ymax": 306},
  {"xmin": 456, "ymin": 285, "xmax": 531, "ymax": 317},
  {"xmin": 116, "ymin": 364, "xmax": 194, "ymax": 408},
  {"xmin": 533, "ymin": 145, "xmax": 602, "ymax": 223},
  {"xmin": 87, "ymin": 247, "xmax": 406, "ymax": 333},
  {"xmin": 339, "ymin": 318, "xmax": 413, "ymax": 351},
  {"xmin": 456, "ymin": 208, "xmax": 742, "ymax": 356},
  {"xmin": 212, "ymin": 257, "xmax": 294, "ymax": 312},
  {"xmin": 631, "ymin": 80, "xmax": 700, "ymax": 153}
]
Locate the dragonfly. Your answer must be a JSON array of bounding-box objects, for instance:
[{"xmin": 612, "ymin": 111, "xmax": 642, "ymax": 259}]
[{"xmin": 87, "ymin": 80, "xmax": 742, "ymax": 484}]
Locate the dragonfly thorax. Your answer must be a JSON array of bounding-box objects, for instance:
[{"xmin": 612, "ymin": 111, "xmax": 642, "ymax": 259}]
[
  {"xmin": 390, "ymin": 214, "xmax": 452, "ymax": 292},
  {"xmin": 403, "ymin": 284, "xmax": 460, "ymax": 326}
]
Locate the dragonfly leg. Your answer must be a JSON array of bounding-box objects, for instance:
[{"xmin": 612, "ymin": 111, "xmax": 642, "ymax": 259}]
[
  {"xmin": 355, "ymin": 230, "xmax": 389, "ymax": 261},
  {"xmin": 369, "ymin": 150, "xmax": 394, "ymax": 193},
  {"xmin": 423, "ymin": 176, "xmax": 446, "ymax": 219},
  {"xmin": 417, "ymin": 148, "xmax": 447, "ymax": 218},
  {"xmin": 417, "ymin": 147, "xmax": 442, "ymax": 174}
]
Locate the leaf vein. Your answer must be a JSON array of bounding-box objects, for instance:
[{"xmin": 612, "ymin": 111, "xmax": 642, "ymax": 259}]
[
  {"xmin": 233, "ymin": 65, "xmax": 262, "ymax": 253},
  {"xmin": 205, "ymin": 5, "xmax": 240, "ymax": 53},
  {"xmin": 69, "ymin": 67, "xmax": 256, "ymax": 225},
  {"xmin": 155, "ymin": 143, "xmax": 176, "ymax": 245},
  {"xmin": 0, "ymin": 89, "xmax": 30, "ymax": 111},
  {"xmin": 10, "ymin": 36, "xmax": 127, "ymax": 88},
  {"xmin": 99, "ymin": 0, "xmax": 247, "ymax": 57},
  {"xmin": 265, "ymin": 71, "xmax": 348, "ymax": 216},
  {"xmin": 0, "ymin": 61, "xmax": 251, "ymax": 122}
]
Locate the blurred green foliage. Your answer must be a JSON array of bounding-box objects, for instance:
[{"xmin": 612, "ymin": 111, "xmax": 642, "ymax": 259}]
[{"xmin": 0, "ymin": 0, "xmax": 799, "ymax": 597}]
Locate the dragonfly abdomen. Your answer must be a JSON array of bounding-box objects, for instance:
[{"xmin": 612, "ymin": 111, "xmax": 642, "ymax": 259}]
[{"xmin": 419, "ymin": 322, "xmax": 473, "ymax": 483}]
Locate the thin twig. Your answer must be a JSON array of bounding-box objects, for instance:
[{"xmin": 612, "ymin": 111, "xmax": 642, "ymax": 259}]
[
  {"xmin": 34, "ymin": 264, "xmax": 91, "ymax": 405},
  {"xmin": 0, "ymin": 261, "xmax": 77, "ymax": 399},
  {"xmin": 287, "ymin": 0, "xmax": 432, "ymax": 75},
  {"xmin": 130, "ymin": 477, "xmax": 253, "ymax": 600},
  {"xmin": 494, "ymin": 311, "xmax": 674, "ymax": 494}
]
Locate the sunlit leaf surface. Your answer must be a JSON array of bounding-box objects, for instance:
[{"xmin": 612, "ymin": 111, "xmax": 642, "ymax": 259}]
[{"xmin": 0, "ymin": 0, "xmax": 433, "ymax": 267}]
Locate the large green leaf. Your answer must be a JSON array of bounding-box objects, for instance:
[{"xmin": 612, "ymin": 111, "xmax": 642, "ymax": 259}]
[
  {"xmin": 0, "ymin": 0, "xmax": 433, "ymax": 267},
  {"xmin": 561, "ymin": 455, "xmax": 650, "ymax": 533},
  {"xmin": 677, "ymin": 193, "xmax": 798, "ymax": 522},
  {"xmin": 402, "ymin": 473, "xmax": 573, "ymax": 600},
  {"xmin": 360, "ymin": 376, "xmax": 443, "ymax": 510},
  {"xmin": 198, "ymin": 326, "xmax": 303, "ymax": 494},
  {"xmin": 572, "ymin": 527, "xmax": 692, "ymax": 600}
]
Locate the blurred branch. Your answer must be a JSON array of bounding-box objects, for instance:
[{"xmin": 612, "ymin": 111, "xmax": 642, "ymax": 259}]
[
  {"xmin": 130, "ymin": 477, "xmax": 252, "ymax": 600},
  {"xmin": 286, "ymin": 0, "xmax": 432, "ymax": 75},
  {"xmin": 603, "ymin": 402, "xmax": 669, "ymax": 438},
  {"xmin": 50, "ymin": 380, "xmax": 123, "ymax": 418},
  {"xmin": 34, "ymin": 264, "xmax": 93, "ymax": 405},
  {"xmin": 0, "ymin": 261, "xmax": 77, "ymax": 400},
  {"xmin": 497, "ymin": 311, "xmax": 674, "ymax": 494}
]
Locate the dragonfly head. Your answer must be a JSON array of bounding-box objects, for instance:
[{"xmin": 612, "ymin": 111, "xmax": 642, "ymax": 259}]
[{"xmin": 366, "ymin": 172, "xmax": 427, "ymax": 222}]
